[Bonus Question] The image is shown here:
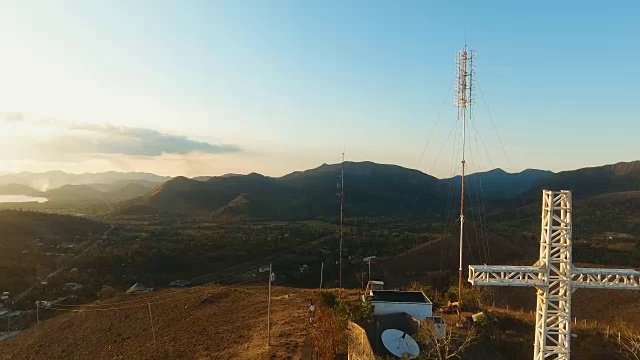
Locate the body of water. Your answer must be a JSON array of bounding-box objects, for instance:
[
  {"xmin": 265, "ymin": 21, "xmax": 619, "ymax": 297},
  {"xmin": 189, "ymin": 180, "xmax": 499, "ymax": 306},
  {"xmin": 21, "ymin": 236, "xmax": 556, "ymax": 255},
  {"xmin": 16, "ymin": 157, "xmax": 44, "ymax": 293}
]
[{"xmin": 0, "ymin": 195, "xmax": 49, "ymax": 203}]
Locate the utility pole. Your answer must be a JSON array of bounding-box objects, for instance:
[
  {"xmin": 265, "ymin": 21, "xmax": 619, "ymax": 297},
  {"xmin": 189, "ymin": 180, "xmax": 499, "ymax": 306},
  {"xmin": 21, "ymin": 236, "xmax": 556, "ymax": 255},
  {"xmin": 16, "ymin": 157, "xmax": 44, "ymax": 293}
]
[
  {"xmin": 359, "ymin": 269, "xmax": 366, "ymax": 289},
  {"xmin": 267, "ymin": 263, "xmax": 272, "ymax": 347},
  {"xmin": 319, "ymin": 262, "xmax": 324, "ymax": 290},
  {"xmin": 364, "ymin": 256, "xmax": 376, "ymax": 282},
  {"xmin": 339, "ymin": 153, "xmax": 345, "ymax": 291}
]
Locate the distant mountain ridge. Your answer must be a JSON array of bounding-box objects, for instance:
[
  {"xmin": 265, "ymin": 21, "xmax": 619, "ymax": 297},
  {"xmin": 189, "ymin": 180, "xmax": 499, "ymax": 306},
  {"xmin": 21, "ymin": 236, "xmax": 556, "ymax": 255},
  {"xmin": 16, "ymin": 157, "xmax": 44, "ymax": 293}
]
[
  {"xmin": 0, "ymin": 182, "xmax": 156, "ymax": 203},
  {"xmin": 0, "ymin": 183, "xmax": 43, "ymax": 196},
  {"xmin": 134, "ymin": 161, "xmax": 456, "ymax": 218},
  {"xmin": 4, "ymin": 160, "xmax": 640, "ymax": 217},
  {"xmin": 443, "ymin": 168, "xmax": 553, "ymax": 196},
  {"xmin": 0, "ymin": 171, "xmax": 170, "ymax": 191},
  {"xmin": 127, "ymin": 160, "xmax": 640, "ymax": 219},
  {"xmin": 192, "ymin": 174, "xmax": 243, "ymax": 181},
  {"xmin": 524, "ymin": 160, "xmax": 640, "ymax": 200}
]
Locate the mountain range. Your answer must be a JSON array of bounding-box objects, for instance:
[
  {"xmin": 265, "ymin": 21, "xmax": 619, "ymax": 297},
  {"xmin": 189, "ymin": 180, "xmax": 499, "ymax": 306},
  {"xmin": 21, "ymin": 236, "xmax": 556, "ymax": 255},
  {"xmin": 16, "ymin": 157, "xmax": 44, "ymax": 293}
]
[
  {"xmin": 0, "ymin": 170, "xmax": 170, "ymax": 191},
  {"xmin": 1, "ymin": 160, "xmax": 639, "ymax": 218},
  {"xmin": 443, "ymin": 168, "xmax": 553, "ymax": 196},
  {"xmin": 133, "ymin": 160, "xmax": 640, "ymax": 218},
  {"xmin": 0, "ymin": 181, "xmax": 156, "ymax": 203}
]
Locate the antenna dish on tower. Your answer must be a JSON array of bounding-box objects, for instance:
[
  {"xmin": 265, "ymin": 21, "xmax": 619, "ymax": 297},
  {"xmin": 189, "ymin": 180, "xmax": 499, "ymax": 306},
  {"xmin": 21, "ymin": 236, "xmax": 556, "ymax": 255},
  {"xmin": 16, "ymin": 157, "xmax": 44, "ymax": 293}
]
[{"xmin": 381, "ymin": 329, "xmax": 420, "ymax": 359}]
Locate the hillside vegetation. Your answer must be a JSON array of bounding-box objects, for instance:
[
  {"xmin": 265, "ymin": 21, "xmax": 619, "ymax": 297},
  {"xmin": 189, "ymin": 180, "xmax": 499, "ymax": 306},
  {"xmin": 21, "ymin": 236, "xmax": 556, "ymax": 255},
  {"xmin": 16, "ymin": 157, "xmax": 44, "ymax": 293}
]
[{"xmin": 0, "ymin": 210, "xmax": 109, "ymax": 295}]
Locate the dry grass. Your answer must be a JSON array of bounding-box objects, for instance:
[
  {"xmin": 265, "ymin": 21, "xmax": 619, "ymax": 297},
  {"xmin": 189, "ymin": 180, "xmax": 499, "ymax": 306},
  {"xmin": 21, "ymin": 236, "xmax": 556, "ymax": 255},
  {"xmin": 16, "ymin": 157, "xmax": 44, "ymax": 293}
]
[
  {"xmin": 488, "ymin": 287, "xmax": 640, "ymax": 330},
  {"xmin": 0, "ymin": 285, "xmax": 321, "ymax": 360}
]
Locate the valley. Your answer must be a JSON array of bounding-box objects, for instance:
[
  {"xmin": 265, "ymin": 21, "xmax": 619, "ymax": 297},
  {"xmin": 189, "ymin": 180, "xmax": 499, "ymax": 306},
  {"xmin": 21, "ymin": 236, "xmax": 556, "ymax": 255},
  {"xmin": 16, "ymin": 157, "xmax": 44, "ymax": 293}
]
[{"xmin": 0, "ymin": 161, "xmax": 638, "ymax": 359}]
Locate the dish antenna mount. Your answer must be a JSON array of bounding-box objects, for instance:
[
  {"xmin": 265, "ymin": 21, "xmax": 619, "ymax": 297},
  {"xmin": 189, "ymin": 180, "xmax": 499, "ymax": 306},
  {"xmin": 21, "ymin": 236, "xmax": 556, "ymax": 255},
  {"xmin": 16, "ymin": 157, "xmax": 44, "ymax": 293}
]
[{"xmin": 381, "ymin": 329, "xmax": 420, "ymax": 359}]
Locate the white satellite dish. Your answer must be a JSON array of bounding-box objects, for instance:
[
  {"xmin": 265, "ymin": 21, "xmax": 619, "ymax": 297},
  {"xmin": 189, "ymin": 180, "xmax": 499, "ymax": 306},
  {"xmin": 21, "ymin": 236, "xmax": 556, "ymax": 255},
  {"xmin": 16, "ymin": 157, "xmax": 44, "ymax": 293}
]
[{"xmin": 381, "ymin": 329, "xmax": 420, "ymax": 359}]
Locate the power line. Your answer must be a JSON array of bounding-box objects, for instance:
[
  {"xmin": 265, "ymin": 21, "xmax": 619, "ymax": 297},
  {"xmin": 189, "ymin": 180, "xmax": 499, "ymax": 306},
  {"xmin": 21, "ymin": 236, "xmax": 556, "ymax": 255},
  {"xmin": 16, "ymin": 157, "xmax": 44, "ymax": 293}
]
[
  {"xmin": 429, "ymin": 118, "xmax": 459, "ymax": 175},
  {"xmin": 192, "ymin": 264, "xmax": 266, "ymax": 285},
  {"xmin": 401, "ymin": 79, "xmax": 456, "ymax": 219},
  {"xmin": 475, "ymin": 79, "xmax": 513, "ymax": 170},
  {"xmin": 406, "ymin": 115, "xmax": 458, "ymax": 220},
  {"xmin": 51, "ymin": 275, "xmax": 268, "ymax": 311},
  {"xmin": 54, "ymin": 265, "xmax": 269, "ymax": 308},
  {"xmin": 21, "ymin": 281, "xmax": 275, "ymax": 360},
  {"xmin": 415, "ymin": 79, "xmax": 455, "ymax": 171},
  {"xmin": 476, "ymin": 78, "xmax": 532, "ymax": 213}
]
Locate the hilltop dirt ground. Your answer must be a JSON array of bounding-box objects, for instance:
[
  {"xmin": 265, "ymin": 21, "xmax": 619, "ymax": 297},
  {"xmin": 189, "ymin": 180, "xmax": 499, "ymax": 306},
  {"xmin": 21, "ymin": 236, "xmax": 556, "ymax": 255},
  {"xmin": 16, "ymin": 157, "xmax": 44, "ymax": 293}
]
[
  {"xmin": 0, "ymin": 285, "xmax": 321, "ymax": 360},
  {"xmin": 1, "ymin": 281, "xmax": 637, "ymax": 360}
]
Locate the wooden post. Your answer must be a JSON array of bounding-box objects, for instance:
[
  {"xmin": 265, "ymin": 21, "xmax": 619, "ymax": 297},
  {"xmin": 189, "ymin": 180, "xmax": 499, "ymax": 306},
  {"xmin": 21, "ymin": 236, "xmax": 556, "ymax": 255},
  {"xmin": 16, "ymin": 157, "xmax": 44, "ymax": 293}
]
[
  {"xmin": 147, "ymin": 303, "xmax": 156, "ymax": 345},
  {"xmin": 319, "ymin": 262, "xmax": 323, "ymax": 290},
  {"xmin": 574, "ymin": 317, "xmax": 577, "ymax": 325},
  {"xmin": 618, "ymin": 332, "xmax": 621, "ymax": 344},
  {"xmin": 36, "ymin": 301, "xmax": 40, "ymax": 329},
  {"xmin": 267, "ymin": 263, "xmax": 272, "ymax": 347},
  {"xmin": 375, "ymin": 321, "xmax": 380, "ymax": 354},
  {"xmin": 583, "ymin": 319, "xmax": 587, "ymax": 326},
  {"xmin": 339, "ymin": 153, "xmax": 344, "ymax": 292},
  {"xmin": 606, "ymin": 326, "xmax": 610, "ymax": 338}
]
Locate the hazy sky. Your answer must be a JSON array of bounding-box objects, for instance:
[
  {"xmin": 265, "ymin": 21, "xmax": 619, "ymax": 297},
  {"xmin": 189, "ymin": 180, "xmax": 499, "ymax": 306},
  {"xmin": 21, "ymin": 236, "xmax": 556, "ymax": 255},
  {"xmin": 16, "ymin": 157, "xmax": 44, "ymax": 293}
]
[{"xmin": 0, "ymin": 1, "xmax": 638, "ymax": 178}]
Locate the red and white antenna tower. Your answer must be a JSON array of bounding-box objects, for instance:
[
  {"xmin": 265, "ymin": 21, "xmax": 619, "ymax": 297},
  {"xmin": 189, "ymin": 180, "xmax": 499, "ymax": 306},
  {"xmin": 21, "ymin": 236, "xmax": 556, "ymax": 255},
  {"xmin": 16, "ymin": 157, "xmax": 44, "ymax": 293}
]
[{"xmin": 454, "ymin": 46, "xmax": 474, "ymax": 314}]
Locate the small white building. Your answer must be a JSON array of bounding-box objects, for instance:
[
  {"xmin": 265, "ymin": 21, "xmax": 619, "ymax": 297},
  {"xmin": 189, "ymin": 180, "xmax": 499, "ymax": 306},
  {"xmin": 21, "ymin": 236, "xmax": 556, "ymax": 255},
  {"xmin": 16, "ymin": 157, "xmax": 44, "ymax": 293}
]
[{"xmin": 369, "ymin": 290, "xmax": 433, "ymax": 321}]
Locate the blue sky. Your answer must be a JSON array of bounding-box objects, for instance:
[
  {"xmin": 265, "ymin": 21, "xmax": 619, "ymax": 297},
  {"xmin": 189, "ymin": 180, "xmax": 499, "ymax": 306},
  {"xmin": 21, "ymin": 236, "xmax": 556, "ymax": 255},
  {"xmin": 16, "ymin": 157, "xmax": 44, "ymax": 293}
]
[{"xmin": 0, "ymin": 1, "xmax": 638, "ymax": 177}]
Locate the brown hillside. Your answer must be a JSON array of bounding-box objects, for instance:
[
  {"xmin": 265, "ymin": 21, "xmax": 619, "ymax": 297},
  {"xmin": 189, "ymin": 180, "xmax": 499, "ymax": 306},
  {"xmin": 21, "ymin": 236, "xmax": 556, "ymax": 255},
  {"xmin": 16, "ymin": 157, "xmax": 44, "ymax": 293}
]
[
  {"xmin": 381, "ymin": 228, "xmax": 539, "ymax": 287},
  {"xmin": 489, "ymin": 287, "xmax": 640, "ymax": 330},
  {"xmin": 587, "ymin": 190, "xmax": 640, "ymax": 203},
  {"xmin": 0, "ymin": 285, "xmax": 318, "ymax": 360}
]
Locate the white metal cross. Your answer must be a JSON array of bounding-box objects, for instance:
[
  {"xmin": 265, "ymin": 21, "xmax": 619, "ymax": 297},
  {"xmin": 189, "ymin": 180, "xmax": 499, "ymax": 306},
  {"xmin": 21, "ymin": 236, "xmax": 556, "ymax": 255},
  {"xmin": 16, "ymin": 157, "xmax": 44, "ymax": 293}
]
[{"xmin": 468, "ymin": 190, "xmax": 640, "ymax": 360}]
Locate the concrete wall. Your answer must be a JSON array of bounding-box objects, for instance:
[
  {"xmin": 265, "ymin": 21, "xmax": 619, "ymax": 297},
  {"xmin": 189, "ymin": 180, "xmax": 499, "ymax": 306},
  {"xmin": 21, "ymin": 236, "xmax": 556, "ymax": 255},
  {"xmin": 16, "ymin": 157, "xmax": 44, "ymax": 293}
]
[
  {"xmin": 347, "ymin": 322, "xmax": 376, "ymax": 360},
  {"xmin": 372, "ymin": 301, "xmax": 432, "ymax": 320},
  {"xmin": 375, "ymin": 313, "xmax": 421, "ymax": 336}
]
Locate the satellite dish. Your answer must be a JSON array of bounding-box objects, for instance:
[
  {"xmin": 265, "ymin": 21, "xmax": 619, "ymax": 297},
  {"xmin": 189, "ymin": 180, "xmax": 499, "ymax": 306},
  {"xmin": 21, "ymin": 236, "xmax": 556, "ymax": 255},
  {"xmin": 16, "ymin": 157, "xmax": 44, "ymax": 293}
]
[{"xmin": 381, "ymin": 329, "xmax": 420, "ymax": 359}]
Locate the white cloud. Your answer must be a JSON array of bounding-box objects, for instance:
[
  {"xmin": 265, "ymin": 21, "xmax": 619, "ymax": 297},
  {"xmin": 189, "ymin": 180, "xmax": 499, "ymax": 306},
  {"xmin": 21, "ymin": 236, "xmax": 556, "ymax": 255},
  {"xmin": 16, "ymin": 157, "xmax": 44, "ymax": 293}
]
[
  {"xmin": 0, "ymin": 116, "xmax": 241, "ymax": 160},
  {"xmin": 62, "ymin": 123, "xmax": 241, "ymax": 156}
]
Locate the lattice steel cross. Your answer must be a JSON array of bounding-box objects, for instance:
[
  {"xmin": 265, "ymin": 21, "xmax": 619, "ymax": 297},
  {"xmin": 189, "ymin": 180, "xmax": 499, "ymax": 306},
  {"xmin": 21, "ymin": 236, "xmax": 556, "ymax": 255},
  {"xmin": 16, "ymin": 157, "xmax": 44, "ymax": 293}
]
[{"xmin": 468, "ymin": 190, "xmax": 640, "ymax": 360}]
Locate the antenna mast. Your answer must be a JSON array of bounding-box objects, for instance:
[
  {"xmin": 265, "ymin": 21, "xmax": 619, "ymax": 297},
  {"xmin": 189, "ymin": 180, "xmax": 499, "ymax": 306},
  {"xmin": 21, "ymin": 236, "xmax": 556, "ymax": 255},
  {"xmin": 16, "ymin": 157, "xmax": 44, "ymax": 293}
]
[
  {"xmin": 455, "ymin": 46, "xmax": 473, "ymax": 314},
  {"xmin": 339, "ymin": 152, "xmax": 345, "ymax": 290}
]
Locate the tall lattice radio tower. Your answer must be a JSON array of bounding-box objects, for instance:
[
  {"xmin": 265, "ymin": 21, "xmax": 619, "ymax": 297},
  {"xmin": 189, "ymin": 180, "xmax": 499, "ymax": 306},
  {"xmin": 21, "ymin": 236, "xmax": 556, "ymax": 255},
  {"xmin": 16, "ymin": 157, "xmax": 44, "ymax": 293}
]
[{"xmin": 454, "ymin": 47, "xmax": 474, "ymax": 312}]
